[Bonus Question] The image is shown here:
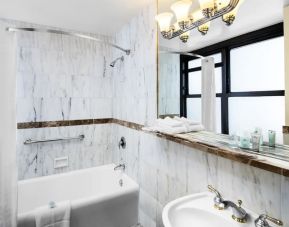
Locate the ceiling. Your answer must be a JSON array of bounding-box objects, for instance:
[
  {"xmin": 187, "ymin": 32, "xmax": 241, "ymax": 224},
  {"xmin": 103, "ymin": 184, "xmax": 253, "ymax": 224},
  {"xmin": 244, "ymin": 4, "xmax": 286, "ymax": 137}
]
[
  {"xmin": 0, "ymin": 0, "xmax": 288, "ymax": 47},
  {"xmin": 0, "ymin": 0, "xmax": 149, "ymax": 35},
  {"xmin": 159, "ymin": 0, "xmax": 289, "ymax": 51}
]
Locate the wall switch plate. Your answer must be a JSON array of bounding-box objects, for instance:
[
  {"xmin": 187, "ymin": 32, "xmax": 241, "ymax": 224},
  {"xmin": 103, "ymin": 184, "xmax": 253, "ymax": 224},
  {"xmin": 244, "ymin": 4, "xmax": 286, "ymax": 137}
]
[{"xmin": 54, "ymin": 156, "xmax": 69, "ymax": 169}]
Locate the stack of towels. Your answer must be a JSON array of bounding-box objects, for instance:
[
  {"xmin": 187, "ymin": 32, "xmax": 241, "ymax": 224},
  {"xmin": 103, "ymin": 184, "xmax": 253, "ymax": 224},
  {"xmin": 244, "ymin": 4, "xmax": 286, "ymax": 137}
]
[{"xmin": 143, "ymin": 116, "xmax": 204, "ymax": 134}]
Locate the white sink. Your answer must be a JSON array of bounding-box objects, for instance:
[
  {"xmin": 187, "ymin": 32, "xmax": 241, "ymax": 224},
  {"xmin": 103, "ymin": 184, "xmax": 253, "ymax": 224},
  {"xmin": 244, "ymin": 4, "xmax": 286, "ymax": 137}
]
[{"xmin": 162, "ymin": 192, "xmax": 258, "ymax": 227}]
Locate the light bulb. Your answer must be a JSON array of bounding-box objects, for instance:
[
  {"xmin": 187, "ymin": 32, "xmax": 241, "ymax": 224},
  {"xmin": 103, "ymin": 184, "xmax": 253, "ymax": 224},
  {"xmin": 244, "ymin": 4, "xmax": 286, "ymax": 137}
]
[
  {"xmin": 155, "ymin": 12, "xmax": 174, "ymax": 32},
  {"xmin": 171, "ymin": 0, "xmax": 192, "ymax": 30},
  {"xmin": 192, "ymin": 10, "xmax": 204, "ymax": 20}
]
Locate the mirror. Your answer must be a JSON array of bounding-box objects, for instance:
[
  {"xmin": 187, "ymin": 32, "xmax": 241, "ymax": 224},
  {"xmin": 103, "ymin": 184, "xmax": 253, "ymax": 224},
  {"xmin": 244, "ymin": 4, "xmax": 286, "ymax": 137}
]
[{"xmin": 157, "ymin": 0, "xmax": 289, "ymax": 149}]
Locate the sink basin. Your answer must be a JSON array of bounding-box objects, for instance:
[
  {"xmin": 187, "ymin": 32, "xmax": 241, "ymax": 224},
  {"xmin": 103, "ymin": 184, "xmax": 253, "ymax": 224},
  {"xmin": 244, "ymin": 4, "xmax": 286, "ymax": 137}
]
[{"xmin": 162, "ymin": 192, "xmax": 257, "ymax": 227}]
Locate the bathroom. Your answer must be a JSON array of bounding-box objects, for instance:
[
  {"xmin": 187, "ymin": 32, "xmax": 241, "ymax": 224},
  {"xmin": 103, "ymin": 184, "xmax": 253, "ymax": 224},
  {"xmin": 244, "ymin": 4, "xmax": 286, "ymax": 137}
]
[{"xmin": 0, "ymin": 0, "xmax": 289, "ymax": 226}]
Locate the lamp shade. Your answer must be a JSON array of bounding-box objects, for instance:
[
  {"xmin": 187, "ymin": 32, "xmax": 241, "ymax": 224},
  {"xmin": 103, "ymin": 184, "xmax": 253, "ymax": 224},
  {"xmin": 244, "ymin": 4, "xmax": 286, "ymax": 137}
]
[
  {"xmin": 198, "ymin": 0, "xmax": 214, "ymax": 9},
  {"xmin": 171, "ymin": 0, "xmax": 192, "ymax": 22},
  {"xmin": 155, "ymin": 12, "xmax": 174, "ymax": 32},
  {"xmin": 216, "ymin": 0, "xmax": 230, "ymax": 10}
]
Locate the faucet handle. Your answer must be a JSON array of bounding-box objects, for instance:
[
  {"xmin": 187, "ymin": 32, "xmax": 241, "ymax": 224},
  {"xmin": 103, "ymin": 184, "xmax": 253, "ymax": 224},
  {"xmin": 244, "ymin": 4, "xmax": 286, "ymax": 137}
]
[
  {"xmin": 264, "ymin": 215, "xmax": 283, "ymax": 226},
  {"xmin": 255, "ymin": 214, "xmax": 283, "ymax": 227},
  {"xmin": 208, "ymin": 185, "xmax": 222, "ymax": 198}
]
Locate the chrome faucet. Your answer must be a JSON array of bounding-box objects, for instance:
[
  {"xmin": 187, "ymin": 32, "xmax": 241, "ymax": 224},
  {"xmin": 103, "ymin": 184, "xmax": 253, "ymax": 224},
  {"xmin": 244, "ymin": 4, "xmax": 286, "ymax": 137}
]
[
  {"xmin": 226, "ymin": 199, "xmax": 248, "ymax": 223},
  {"xmin": 208, "ymin": 185, "xmax": 248, "ymax": 223},
  {"xmin": 114, "ymin": 163, "xmax": 125, "ymax": 171},
  {"xmin": 208, "ymin": 185, "xmax": 226, "ymax": 210},
  {"xmin": 255, "ymin": 214, "xmax": 283, "ymax": 227}
]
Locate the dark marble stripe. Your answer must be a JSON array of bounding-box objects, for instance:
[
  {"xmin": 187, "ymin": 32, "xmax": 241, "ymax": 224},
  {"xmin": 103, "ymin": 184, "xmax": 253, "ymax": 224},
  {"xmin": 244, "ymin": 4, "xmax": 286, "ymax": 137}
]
[
  {"xmin": 111, "ymin": 119, "xmax": 143, "ymax": 130},
  {"xmin": 283, "ymin": 126, "xmax": 289, "ymax": 134},
  {"xmin": 17, "ymin": 118, "xmax": 113, "ymax": 129}
]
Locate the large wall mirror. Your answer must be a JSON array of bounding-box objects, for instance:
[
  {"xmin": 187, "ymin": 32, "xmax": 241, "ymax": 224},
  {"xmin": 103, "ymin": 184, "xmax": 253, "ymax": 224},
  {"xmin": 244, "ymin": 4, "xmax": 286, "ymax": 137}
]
[{"xmin": 157, "ymin": 0, "xmax": 289, "ymax": 146}]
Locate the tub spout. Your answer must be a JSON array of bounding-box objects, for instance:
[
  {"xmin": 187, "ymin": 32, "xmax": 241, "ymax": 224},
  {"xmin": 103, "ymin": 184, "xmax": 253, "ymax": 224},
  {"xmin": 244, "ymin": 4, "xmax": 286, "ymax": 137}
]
[{"xmin": 114, "ymin": 164, "xmax": 125, "ymax": 171}]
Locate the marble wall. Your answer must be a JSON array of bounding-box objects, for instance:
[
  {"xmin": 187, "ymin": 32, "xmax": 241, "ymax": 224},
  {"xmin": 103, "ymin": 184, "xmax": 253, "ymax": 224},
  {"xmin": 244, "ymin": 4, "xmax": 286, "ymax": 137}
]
[
  {"xmin": 13, "ymin": 20, "xmax": 115, "ymax": 179},
  {"xmin": 16, "ymin": 25, "xmax": 113, "ymax": 122},
  {"xmin": 111, "ymin": 124, "xmax": 289, "ymax": 227},
  {"xmin": 111, "ymin": 2, "xmax": 157, "ymax": 126},
  {"xmin": 110, "ymin": 3, "xmax": 289, "ymax": 227},
  {"xmin": 17, "ymin": 124, "xmax": 112, "ymax": 180}
]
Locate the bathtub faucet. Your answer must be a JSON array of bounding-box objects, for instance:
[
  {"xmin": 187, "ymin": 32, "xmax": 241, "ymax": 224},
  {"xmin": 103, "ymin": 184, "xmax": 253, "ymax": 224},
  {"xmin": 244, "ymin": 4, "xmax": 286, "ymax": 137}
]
[{"xmin": 114, "ymin": 163, "xmax": 125, "ymax": 171}]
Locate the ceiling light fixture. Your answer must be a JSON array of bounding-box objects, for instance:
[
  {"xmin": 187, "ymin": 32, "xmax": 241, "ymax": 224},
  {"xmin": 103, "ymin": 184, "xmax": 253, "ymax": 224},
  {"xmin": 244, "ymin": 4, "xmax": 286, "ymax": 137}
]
[{"xmin": 156, "ymin": 0, "xmax": 244, "ymax": 43}]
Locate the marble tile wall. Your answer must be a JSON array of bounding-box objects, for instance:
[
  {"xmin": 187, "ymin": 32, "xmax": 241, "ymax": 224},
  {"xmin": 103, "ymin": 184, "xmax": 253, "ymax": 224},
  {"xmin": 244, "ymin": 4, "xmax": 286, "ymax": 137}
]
[
  {"xmin": 110, "ymin": 3, "xmax": 289, "ymax": 227},
  {"xmin": 15, "ymin": 23, "xmax": 114, "ymax": 122},
  {"xmin": 17, "ymin": 124, "xmax": 112, "ymax": 180},
  {"xmin": 10, "ymin": 19, "xmax": 115, "ymax": 179},
  {"xmin": 111, "ymin": 2, "xmax": 157, "ymax": 126},
  {"xmin": 111, "ymin": 124, "xmax": 289, "ymax": 227}
]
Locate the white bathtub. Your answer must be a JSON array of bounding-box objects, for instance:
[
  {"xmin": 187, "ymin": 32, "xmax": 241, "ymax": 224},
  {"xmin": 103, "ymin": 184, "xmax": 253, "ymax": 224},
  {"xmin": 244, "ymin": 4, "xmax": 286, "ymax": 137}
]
[{"xmin": 17, "ymin": 164, "xmax": 139, "ymax": 227}]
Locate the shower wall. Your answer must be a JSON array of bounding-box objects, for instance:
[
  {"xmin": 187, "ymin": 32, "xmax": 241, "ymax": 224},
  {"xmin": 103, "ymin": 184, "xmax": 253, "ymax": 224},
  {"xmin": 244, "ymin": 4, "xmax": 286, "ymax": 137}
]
[
  {"xmin": 111, "ymin": 3, "xmax": 157, "ymax": 126},
  {"xmin": 14, "ymin": 22, "xmax": 114, "ymax": 179}
]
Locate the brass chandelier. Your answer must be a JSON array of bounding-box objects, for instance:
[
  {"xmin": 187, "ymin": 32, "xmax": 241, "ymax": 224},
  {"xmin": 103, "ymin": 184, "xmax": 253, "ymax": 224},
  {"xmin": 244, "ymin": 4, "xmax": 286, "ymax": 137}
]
[{"xmin": 156, "ymin": 0, "xmax": 244, "ymax": 43}]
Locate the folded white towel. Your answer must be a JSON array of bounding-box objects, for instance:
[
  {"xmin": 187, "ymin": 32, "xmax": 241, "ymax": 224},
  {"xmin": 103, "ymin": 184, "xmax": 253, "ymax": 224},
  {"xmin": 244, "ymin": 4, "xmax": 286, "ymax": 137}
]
[
  {"xmin": 35, "ymin": 201, "xmax": 71, "ymax": 227},
  {"xmin": 185, "ymin": 124, "xmax": 205, "ymax": 132},
  {"xmin": 142, "ymin": 124, "xmax": 204, "ymax": 134},
  {"xmin": 156, "ymin": 118, "xmax": 183, "ymax": 128},
  {"xmin": 173, "ymin": 116, "xmax": 200, "ymax": 126},
  {"xmin": 157, "ymin": 125, "xmax": 188, "ymax": 134}
]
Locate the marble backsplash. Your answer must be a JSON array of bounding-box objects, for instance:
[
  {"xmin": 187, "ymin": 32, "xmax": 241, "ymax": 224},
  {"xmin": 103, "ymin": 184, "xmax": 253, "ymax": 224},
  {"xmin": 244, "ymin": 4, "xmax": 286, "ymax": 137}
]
[{"xmin": 111, "ymin": 124, "xmax": 289, "ymax": 227}]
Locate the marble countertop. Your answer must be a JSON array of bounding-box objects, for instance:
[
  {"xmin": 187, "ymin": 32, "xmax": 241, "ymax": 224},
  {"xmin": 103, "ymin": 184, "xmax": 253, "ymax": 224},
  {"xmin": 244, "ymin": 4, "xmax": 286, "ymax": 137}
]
[{"xmin": 144, "ymin": 130, "xmax": 289, "ymax": 177}]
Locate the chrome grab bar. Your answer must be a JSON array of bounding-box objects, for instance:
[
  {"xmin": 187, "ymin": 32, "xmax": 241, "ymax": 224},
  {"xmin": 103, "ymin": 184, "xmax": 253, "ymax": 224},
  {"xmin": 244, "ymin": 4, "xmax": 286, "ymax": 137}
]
[{"xmin": 24, "ymin": 134, "xmax": 85, "ymax": 145}]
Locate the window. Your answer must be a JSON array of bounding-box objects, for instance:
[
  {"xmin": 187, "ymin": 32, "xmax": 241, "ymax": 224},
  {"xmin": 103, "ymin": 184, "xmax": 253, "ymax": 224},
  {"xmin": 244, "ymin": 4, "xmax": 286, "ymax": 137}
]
[{"xmin": 180, "ymin": 23, "xmax": 285, "ymax": 142}]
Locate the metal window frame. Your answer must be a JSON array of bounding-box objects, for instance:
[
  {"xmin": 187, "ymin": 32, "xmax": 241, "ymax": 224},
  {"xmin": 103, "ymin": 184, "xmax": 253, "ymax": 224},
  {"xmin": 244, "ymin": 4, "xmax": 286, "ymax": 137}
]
[{"xmin": 180, "ymin": 22, "xmax": 284, "ymax": 134}]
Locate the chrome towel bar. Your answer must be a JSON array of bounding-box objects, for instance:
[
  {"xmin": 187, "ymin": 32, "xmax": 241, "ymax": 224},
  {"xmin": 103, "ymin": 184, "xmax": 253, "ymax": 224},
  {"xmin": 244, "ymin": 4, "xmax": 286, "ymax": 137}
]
[{"xmin": 24, "ymin": 134, "xmax": 85, "ymax": 145}]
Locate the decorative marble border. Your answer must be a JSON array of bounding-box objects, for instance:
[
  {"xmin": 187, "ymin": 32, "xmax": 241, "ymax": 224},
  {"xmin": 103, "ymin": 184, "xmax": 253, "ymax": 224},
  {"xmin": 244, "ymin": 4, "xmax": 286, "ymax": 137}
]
[
  {"xmin": 17, "ymin": 118, "xmax": 113, "ymax": 129},
  {"xmin": 283, "ymin": 126, "xmax": 289, "ymax": 134},
  {"xmin": 17, "ymin": 118, "xmax": 289, "ymax": 176}
]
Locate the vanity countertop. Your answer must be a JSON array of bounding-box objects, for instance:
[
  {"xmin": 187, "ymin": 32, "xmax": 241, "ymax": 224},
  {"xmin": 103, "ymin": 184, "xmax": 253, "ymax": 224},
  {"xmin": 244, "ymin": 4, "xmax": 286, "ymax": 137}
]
[{"xmin": 144, "ymin": 129, "xmax": 289, "ymax": 177}]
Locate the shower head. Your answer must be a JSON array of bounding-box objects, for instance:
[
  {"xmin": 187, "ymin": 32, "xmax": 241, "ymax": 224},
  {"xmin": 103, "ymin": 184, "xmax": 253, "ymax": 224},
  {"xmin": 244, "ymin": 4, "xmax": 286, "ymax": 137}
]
[{"xmin": 110, "ymin": 56, "xmax": 124, "ymax": 67}]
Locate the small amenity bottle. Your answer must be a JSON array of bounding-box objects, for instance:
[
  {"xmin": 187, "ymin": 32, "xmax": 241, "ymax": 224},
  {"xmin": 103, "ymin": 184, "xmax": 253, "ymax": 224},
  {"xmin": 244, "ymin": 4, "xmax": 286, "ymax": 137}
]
[
  {"xmin": 254, "ymin": 127, "xmax": 263, "ymax": 145},
  {"xmin": 251, "ymin": 133, "xmax": 261, "ymax": 152},
  {"xmin": 268, "ymin": 130, "xmax": 276, "ymax": 147}
]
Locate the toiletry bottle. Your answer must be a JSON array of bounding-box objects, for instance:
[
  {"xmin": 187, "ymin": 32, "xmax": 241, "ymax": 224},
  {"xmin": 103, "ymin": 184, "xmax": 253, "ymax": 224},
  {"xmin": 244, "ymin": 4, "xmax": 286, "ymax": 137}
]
[
  {"xmin": 268, "ymin": 130, "xmax": 276, "ymax": 147},
  {"xmin": 251, "ymin": 133, "xmax": 261, "ymax": 152},
  {"xmin": 254, "ymin": 127, "xmax": 263, "ymax": 145}
]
